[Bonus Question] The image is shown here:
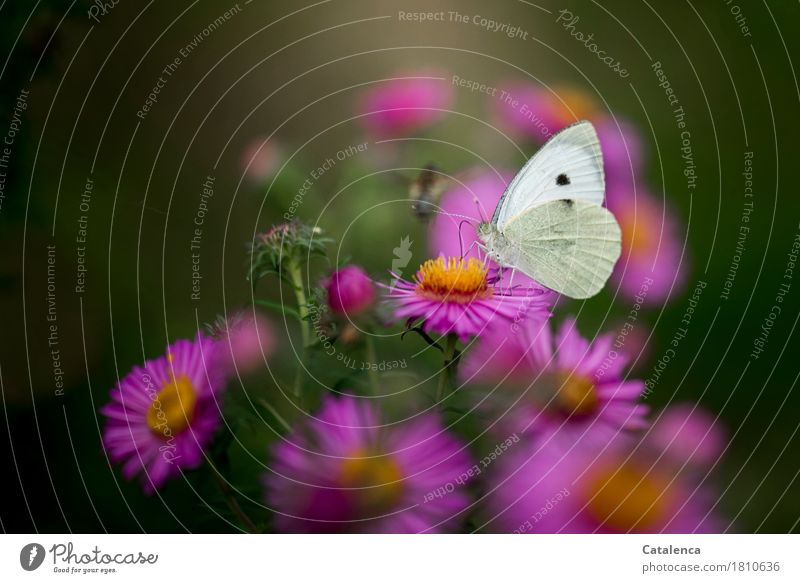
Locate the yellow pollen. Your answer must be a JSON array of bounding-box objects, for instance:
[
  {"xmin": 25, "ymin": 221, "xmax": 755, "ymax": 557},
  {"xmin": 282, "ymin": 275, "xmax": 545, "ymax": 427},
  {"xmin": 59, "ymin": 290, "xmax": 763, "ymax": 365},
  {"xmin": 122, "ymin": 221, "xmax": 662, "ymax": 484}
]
[
  {"xmin": 414, "ymin": 257, "xmax": 491, "ymax": 302},
  {"xmin": 339, "ymin": 450, "xmax": 404, "ymax": 512},
  {"xmin": 146, "ymin": 375, "xmax": 197, "ymax": 438},
  {"xmin": 584, "ymin": 463, "xmax": 672, "ymax": 532},
  {"xmin": 555, "ymin": 372, "xmax": 598, "ymax": 417}
]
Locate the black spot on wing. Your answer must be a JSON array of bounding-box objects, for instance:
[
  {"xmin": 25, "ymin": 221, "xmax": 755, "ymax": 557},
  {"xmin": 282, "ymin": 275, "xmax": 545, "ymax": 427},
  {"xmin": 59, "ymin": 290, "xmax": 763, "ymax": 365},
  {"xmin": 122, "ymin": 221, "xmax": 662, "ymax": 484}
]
[{"xmin": 556, "ymin": 173, "xmax": 570, "ymax": 186}]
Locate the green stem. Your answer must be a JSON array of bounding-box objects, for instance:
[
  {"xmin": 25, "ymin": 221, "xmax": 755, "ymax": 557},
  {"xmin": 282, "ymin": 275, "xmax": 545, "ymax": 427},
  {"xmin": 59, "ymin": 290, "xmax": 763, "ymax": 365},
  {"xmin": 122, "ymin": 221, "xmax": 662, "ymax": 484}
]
[
  {"xmin": 257, "ymin": 398, "xmax": 292, "ymax": 433},
  {"xmin": 212, "ymin": 469, "xmax": 258, "ymax": 533},
  {"xmin": 286, "ymin": 261, "xmax": 310, "ymax": 347},
  {"xmin": 436, "ymin": 334, "xmax": 459, "ymax": 402},
  {"xmin": 286, "ymin": 260, "xmax": 310, "ymax": 402},
  {"xmin": 364, "ymin": 332, "xmax": 380, "ymax": 395}
]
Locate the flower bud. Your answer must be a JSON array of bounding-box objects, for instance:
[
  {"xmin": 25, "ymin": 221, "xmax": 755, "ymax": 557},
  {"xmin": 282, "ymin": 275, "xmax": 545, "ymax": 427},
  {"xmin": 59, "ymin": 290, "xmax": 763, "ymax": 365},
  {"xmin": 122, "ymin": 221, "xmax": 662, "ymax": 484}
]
[
  {"xmin": 324, "ymin": 266, "xmax": 375, "ymax": 317},
  {"xmin": 248, "ymin": 221, "xmax": 332, "ymax": 284}
]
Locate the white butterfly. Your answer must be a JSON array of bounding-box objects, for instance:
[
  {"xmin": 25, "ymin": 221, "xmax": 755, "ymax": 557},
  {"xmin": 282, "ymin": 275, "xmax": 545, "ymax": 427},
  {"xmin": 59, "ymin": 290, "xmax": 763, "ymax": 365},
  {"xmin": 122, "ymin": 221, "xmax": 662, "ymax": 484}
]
[{"xmin": 478, "ymin": 120, "xmax": 621, "ymax": 299}]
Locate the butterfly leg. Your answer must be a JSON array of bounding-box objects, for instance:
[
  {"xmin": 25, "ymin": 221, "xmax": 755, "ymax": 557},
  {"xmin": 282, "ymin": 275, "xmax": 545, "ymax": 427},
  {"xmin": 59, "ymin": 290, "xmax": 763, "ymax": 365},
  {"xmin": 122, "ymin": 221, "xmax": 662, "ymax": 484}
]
[
  {"xmin": 461, "ymin": 238, "xmax": 481, "ymax": 259},
  {"xmin": 507, "ymin": 266, "xmax": 518, "ymax": 291}
]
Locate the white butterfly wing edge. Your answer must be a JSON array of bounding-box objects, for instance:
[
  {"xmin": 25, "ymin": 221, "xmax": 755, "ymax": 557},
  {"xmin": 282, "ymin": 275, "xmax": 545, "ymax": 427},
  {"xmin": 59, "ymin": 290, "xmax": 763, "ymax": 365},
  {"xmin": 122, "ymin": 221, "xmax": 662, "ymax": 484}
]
[{"xmin": 494, "ymin": 120, "xmax": 606, "ymax": 229}]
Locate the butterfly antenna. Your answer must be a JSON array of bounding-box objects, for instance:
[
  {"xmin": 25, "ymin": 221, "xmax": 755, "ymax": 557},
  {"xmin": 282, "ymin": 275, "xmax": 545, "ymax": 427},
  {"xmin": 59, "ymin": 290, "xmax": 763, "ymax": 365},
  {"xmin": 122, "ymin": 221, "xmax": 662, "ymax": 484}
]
[
  {"xmin": 457, "ymin": 220, "xmax": 475, "ymax": 258},
  {"xmin": 429, "ymin": 208, "xmax": 477, "ymax": 223},
  {"xmin": 473, "ymin": 196, "xmax": 488, "ymax": 223}
]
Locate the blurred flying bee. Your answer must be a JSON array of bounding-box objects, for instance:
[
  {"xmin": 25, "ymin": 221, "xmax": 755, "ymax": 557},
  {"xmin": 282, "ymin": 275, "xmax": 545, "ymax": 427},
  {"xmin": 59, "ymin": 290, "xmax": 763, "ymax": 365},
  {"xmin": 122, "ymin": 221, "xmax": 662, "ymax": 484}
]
[{"xmin": 409, "ymin": 164, "xmax": 447, "ymax": 222}]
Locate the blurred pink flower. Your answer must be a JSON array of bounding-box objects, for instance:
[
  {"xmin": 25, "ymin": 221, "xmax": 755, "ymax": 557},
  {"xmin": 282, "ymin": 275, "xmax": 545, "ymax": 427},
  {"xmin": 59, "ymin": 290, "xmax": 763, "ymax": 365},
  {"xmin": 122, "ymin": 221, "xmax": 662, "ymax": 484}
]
[
  {"xmin": 610, "ymin": 319, "xmax": 653, "ymax": 369},
  {"xmin": 490, "ymin": 83, "xmax": 559, "ymax": 141},
  {"xmin": 324, "ymin": 265, "xmax": 376, "ymax": 318},
  {"xmin": 608, "ymin": 187, "xmax": 687, "ymax": 303},
  {"xmin": 490, "ymin": 83, "xmax": 598, "ymax": 142},
  {"xmin": 358, "ymin": 73, "xmax": 453, "ymax": 137},
  {"xmin": 648, "ymin": 403, "xmax": 726, "ymax": 468},
  {"xmin": 264, "ymin": 395, "xmax": 473, "ymax": 533},
  {"xmin": 219, "ymin": 312, "xmax": 275, "ymax": 376},
  {"xmin": 460, "ymin": 314, "xmax": 549, "ymax": 387},
  {"xmin": 241, "ymin": 137, "xmax": 281, "ymax": 183},
  {"xmin": 595, "ymin": 116, "xmax": 644, "ymax": 192},
  {"xmin": 485, "ymin": 435, "xmax": 724, "ymax": 533}
]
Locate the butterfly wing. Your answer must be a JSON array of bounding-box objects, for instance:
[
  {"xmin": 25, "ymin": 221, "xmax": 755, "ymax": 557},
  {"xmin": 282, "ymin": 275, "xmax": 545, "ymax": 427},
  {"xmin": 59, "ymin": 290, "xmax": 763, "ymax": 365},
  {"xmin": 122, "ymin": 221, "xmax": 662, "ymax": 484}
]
[
  {"xmin": 502, "ymin": 199, "xmax": 621, "ymax": 299},
  {"xmin": 494, "ymin": 121, "xmax": 605, "ymax": 229}
]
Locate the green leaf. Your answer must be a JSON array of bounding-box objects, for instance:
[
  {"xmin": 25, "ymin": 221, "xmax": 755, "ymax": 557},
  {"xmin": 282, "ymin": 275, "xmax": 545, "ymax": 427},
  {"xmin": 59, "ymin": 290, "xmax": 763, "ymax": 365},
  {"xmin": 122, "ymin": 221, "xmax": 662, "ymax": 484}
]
[{"xmin": 255, "ymin": 299, "xmax": 301, "ymax": 321}]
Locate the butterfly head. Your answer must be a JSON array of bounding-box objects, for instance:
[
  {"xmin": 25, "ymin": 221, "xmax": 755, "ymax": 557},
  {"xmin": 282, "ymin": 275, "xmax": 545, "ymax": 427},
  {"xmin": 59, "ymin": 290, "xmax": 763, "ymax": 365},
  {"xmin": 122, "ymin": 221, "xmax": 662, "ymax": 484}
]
[
  {"xmin": 477, "ymin": 222, "xmax": 494, "ymax": 240},
  {"xmin": 477, "ymin": 222, "xmax": 505, "ymax": 262}
]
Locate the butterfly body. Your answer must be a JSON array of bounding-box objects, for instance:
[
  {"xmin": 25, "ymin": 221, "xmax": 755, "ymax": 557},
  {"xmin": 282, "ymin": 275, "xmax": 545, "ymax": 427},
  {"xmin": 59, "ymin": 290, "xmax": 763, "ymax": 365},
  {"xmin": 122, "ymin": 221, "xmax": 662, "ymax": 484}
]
[
  {"xmin": 477, "ymin": 222, "xmax": 516, "ymax": 266},
  {"xmin": 478, "ymin": 121, "xmax": 621, "ymax": 299}
]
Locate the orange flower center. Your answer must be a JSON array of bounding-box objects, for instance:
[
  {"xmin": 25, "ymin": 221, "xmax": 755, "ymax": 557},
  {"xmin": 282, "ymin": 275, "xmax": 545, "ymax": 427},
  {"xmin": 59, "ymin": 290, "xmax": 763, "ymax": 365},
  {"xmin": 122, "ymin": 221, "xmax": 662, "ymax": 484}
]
[
  {"xmin": 414, "ymin": 257, "xmax": 491, "ymax": 302},
  {"xmin": 552, "ymin": 87, "xmax": 598, "ymax": 125},
  {"xmin": 584, "ymin": 462, "xmax": 672, "ymax": 532},
  {"xmin": 618, "ymin": 210, "xmax": 654, "ymax": 259},
  {"xmin": 146, "ymin": 375, "xmax": 197, "ymax": 438},
  {"xmin": 555, "ymin": 371, "xmax": 598, "ymax": 417},
  {"xmin": 339, "ymin": 450, "xmax": 404, "ymax": 512}
]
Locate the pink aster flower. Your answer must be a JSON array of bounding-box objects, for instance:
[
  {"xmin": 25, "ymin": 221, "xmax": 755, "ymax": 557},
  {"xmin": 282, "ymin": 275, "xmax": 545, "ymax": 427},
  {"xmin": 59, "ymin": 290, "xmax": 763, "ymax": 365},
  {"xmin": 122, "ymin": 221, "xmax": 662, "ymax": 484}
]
[
  {"xmin": 525, "ymin": 318, "xmax": 648, "ymax": 438},
  {"xmin": 358, "ymin": 72, "xmax": 453, "ymax": 137},
  {"xmin": 100, "ymin": 335, "xmax": 228, "ymax": 494},
  {"xmin": 383, "ymin": 256, "xmax": 550, "ymax": 343},
  {"xmin": 324, "ymin": 265, "xmax": 376, "ymax": 318},
  {"xmin": 464, "ymin": 317, "xmax": 648, "ymax": 443},
  {"xmin": 264, "ymin": 396, "xmax": 473, "ymax": 533},
  {"xmin": 607, "ymin": 187, "xmax": 687, "ymax": 303},
  {"xmin": 485, "ymin": 435, "xmax": 724, "ymax": 533}
]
